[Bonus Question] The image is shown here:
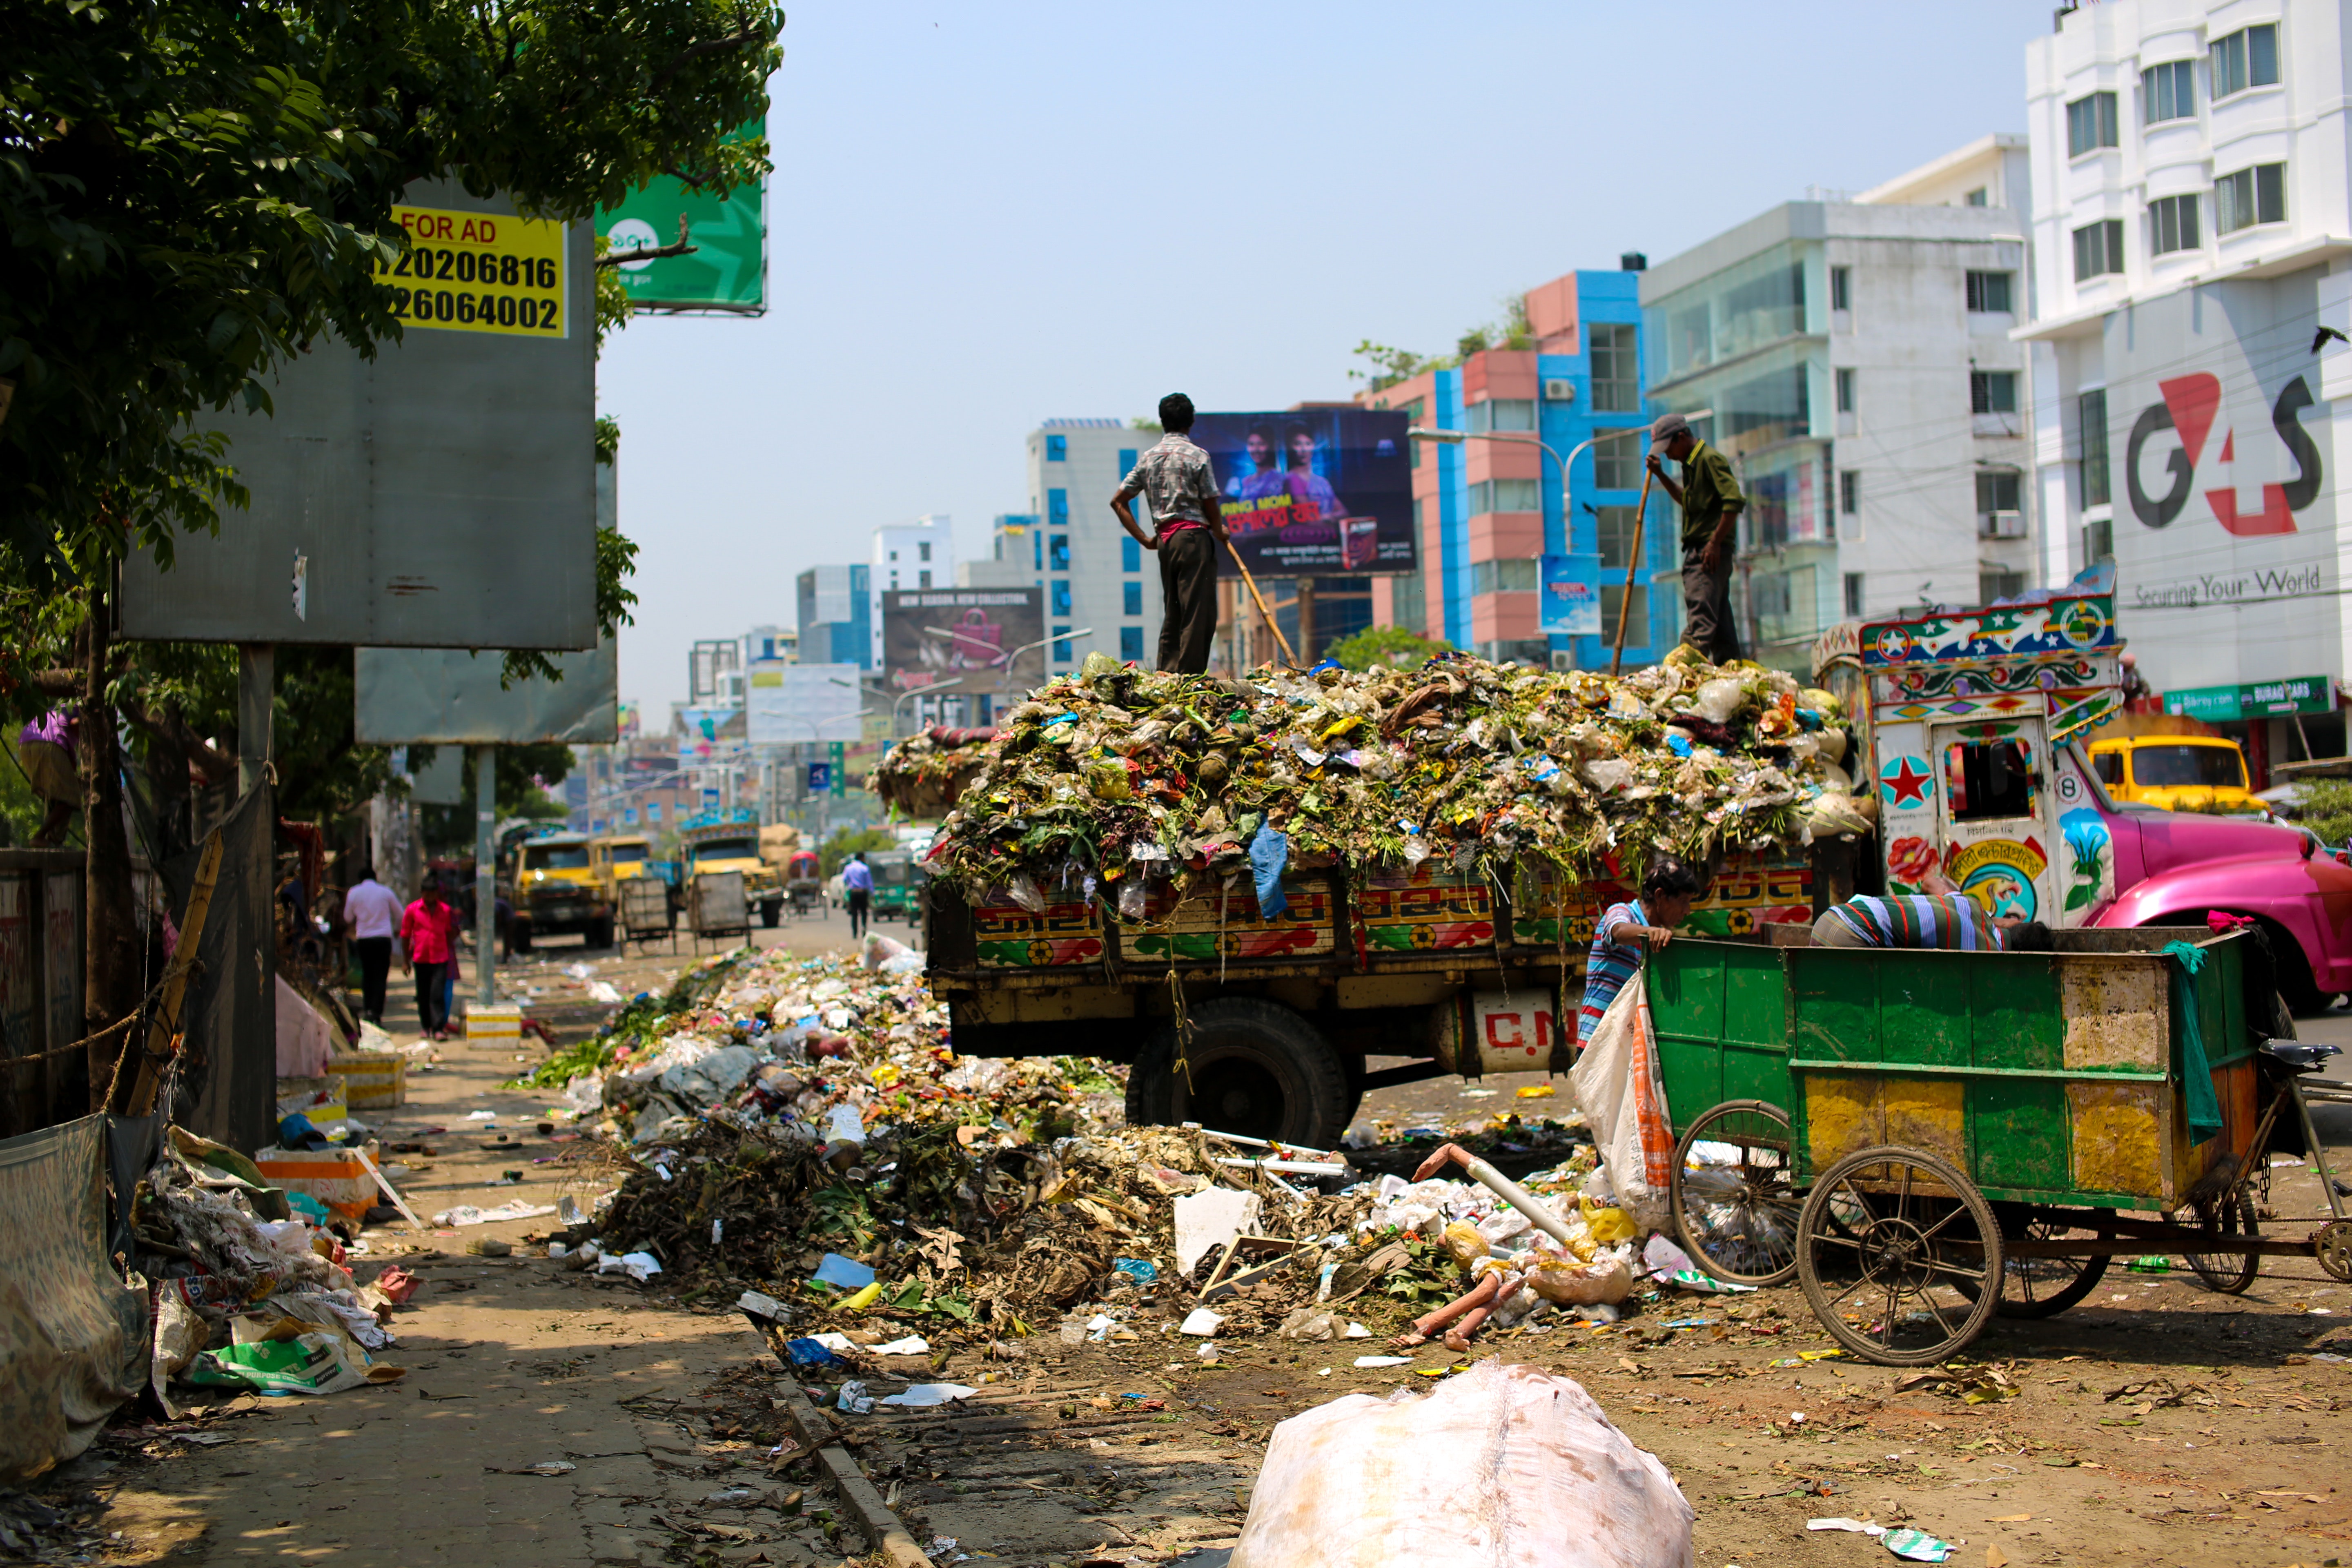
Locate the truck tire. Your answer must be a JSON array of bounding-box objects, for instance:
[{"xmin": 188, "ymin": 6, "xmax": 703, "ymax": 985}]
[
  {"xmin": 510, "ymin": 919, "xmax": 533, "ymax": 955},
  {"xmin": 587, "ymin": 918, "xmax": 614, "ymax": 950},
  {"xmin": 1125, "ymin": 998, "xmax": 1350, "ymax": 1147},
  {"xmin": 761, "ymin": 900, "xmax": 782, "ymax": 929}
]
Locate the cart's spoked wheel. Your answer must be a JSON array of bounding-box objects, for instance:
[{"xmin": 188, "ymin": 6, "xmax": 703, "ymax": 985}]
[
  {"xmin": 1797, "ymin": 1146, "xmax": 2004, "ymax": 1367},
  {"xmin": 1960, "ymin": 1216, "xmax": 2111, "ymax": 1319},
  {"xmin": 2175, "ymin": 1192, "xmax": 2260, "ymax": 1294},
  {"xmin": 2316, "ymin": 1220, "xmax": 2352, "ymax": 1284},
  {"xmin": 1672, "ymin": 1100, "xmax": 1801, "ymax": 1287}
]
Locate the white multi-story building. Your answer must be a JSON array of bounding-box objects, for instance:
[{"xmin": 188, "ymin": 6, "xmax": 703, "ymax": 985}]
[
  {"xmin": 869, "ymin": 516, "xmax": 956, "ymax": 666},
  {"xmin": 2020, "ymin": 0, "xmax": 2352, "ymax": 767},
  {"xmin": 1639, "ymin": 137, "xmax": 2036, "ymax": 671}
]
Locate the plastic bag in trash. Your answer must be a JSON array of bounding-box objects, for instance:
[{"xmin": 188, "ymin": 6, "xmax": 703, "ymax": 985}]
[{"xmin": 1229, "ymin": 1359, "xmax": 1694, "ymax": 1568}]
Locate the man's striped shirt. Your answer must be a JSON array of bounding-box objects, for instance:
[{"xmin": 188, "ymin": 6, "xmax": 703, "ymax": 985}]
[{"xmin": 1820, "ymin": 893, "xmax": 2005, "ymax": 950}]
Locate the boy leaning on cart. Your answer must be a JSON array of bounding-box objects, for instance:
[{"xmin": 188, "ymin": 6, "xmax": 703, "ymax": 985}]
[
  {"xmin": 1577, "ymin": 857, "xmax": 1706, "ymax": 1049},
  {"xmin": 1811, "ymin": 866, "xmax": 2054, "ymax": 952}
]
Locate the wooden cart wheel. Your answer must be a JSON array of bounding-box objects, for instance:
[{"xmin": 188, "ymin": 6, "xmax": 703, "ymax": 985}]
[
  {"xmin": 2176, "ymin": 1192, "xmax": 2260, "ymax": 1294},
  {"xmin": 1958, "ymin": 1213, "xmax": 2111, "ymax": 1319},
  {"xmin": 1797, "ymin": 1145, "xmax": 2004, "ymax": 1366},
  {"xmin": 1672, "ymin": 1100, "xmax": 1801, "ymax": 1287}
]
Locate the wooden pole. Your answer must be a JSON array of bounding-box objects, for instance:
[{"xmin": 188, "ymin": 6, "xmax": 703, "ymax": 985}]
[
  {"xmin": 1608, "ymin": 465, "xmax": 1658, "ymax": 677},
  {"xmin": 1226, "ymin": 538, "xmax": 1299, "ymax": 668},
  {"xmin": 116, "ymin": 830, "xmax": 223, "ymax": 1116}
]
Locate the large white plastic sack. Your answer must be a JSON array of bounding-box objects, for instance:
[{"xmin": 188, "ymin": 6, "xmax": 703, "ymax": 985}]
[
  {"xmin": 1568, "ymin": 977, "xmax": 1675, "ymax": 1234},
  {"xmin": 1229, "ymin": 1359, "xmax": 1694, "ymax": 1568}
]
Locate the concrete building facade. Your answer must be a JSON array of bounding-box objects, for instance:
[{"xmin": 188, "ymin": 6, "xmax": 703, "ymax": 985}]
[
  {"xmin": 869, "ymin": 517, "xmax": 956, "ymax": 667},
  {"xmin": 1640, "ymin": 143, "xmax": 2037, "ymax": 673},
  {"xmin": 796, "ymin": 563, "xmax": 872, "ymax": 669},
  {"xmin": 1018, "ymin": 419, "xmax": 1160, "ymax": 675},
  {"xmin": 2021, "ymin": 0, "xmax": 2352, "ymax": 769}
]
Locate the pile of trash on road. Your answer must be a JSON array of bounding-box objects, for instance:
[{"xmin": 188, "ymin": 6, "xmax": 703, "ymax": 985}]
[
  {"xmin": 925, "ymin": 650, "xmax": 1868, "ymax": 905},
  {"xmin": 867, "ymin": 725, "xmax": 999, "ymax": 817}
]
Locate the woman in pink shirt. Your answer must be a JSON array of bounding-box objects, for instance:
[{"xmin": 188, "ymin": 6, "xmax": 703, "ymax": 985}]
[{"xmin": 399, "ymin": 877, "xmax": 463, "ymax": 1040}]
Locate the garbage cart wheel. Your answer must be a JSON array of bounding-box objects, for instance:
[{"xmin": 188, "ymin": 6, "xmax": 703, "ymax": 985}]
[
  {"xmin": 1956, "ymin": 1208, "xmax": 2110, "ymax": 1319},
  {"xmin": 1797, "ymin": 1145, "xmax": 2003, "ymax": 1367},
  {"xmin": 2176, "ymin": 1191, "xmax": 2260, "ymax": 1294},
  {"xmin": 1671, "ymin": 1100, "xmax": 1800, "ymax": 1287},
  {"xmin": 1126, "ymin": 998, "xmax": 1350, "ymax": 1148}
]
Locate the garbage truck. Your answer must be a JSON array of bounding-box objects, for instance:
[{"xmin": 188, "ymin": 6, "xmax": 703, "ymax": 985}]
[
  {"xmin": 679, "ymin": 809, "xmax": 786, "ymax": 927},
  {"xmin": 924, "ymin": 586, "xmax": 2352, "ymax": 1146}
]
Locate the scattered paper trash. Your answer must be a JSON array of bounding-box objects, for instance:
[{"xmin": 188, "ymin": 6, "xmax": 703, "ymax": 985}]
[
  {"xmin": 835, "ymin": 1380, "xmax": 875, "ymax": 1414},
  {"xmin": 520, "ymin": 1461, "xmax": 576, "ymax": 1477},
  {"xmin": 1810, "ymin": 1519, "xmax": 1884, "ymax": 1535},
  {"xmin": 1174, "ymin": 1187, "xmax": 1262, "ymax": 1276},
  {"xmin": 594, "ymin": 1251, "xmax": 661, "ymax": 1282},
  {"xmin": 430, "ymin": 1199, "xmax": 557, "ymax": 1227},
  {"xmin": 1881, "ymin": 1528, "xmax": 1953, "ymax": 1562},
  {"xmin": 873, "ymin": 1335, "xmax": 931, "ymax": 1356},
  {"xmin": 1085, "ymin": 1313, "xmax": 1117, "ymax": 1343},
  {"xmin": 812, "ymin": 1252, "xmax": 876, "ymax": 1290},
  {"xmin": 737, "ymin": 1290, "xmax": 787, "ymax": 1322},
  {"xmin": 1353, "ymin": 1355, "xmax": 1413, "ymax": 1368},
  {"xmin": 1180, "ymin": 1309, "xmax": 1225, "ymax": 1336},
  {"xmin": 880, "ymin": 1383, "xmax": 977, "ymax": 1408},
  {"xmin": 1345, "ymin": 1322, "xmax": 1371, "ymax": 1339}
]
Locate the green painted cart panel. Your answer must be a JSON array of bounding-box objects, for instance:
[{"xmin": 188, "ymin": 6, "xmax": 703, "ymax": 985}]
[{"xmin": 1647, "ymin": 939, "xmax": 1796, "ymax": 1134}]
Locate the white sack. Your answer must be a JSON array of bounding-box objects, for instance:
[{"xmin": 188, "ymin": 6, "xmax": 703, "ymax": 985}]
[{"xmin": 1567, "ymin": 976, "xmax": 1674, "ymax": 1235}]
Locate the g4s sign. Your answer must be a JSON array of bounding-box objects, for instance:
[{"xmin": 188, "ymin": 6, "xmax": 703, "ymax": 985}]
[{"xmin": 2127, "ymin": 372, "xmax": 2321, "ymax": 535}]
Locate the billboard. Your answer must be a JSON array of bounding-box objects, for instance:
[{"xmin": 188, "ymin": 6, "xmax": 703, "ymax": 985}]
[
  {"xmin": 1192, "ymin": 409, "xmax": 1414, "ymax": 577},
  {"xmin": 745, "ymin": 661, "xmax": 864, "ymax": 744},
  {"xmin": 676, "ymin": 704, "xmax": 745, "ymax": 765},
  {"xmin": 354, "ymin": 637, "xmax": 617, "ymax": 745},
  {"xmin": 596, "ymin": 122, "xmax": 767, "ymax": 314},
  {"xmin": 122, "ymin": 180, "xmax": 597, "ymax": 649},
  {"xmin": 1540, "ymin": 554, "xmax": 1601, "ymax": 637},
  {"xmin": 2107, "ymin": 269, "xmax": 2338, "ymax": 696},
  {"xmin": 881, "ymin": 589, "xmax": 1045, "ymax": 695}
]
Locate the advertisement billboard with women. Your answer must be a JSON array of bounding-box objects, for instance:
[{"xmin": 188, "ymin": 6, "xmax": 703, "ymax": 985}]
[{"xmin": 1192, "ymin": 409, "xmax": 1416, "ymax": 576}]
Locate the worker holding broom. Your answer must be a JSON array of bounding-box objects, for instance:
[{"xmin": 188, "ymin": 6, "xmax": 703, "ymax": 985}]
[
  {"xmin": 1111, "ymin": 392, "xmax": 1226, "ymax": 674},
  {"xmin": 1645, "ymin": 411, "xmax": 1746, "ymax": 664}
]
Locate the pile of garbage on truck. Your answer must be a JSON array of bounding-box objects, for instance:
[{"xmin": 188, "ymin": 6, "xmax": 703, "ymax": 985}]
[
  {"xmin": 866, "ymin": 725, "xmax": 999, "ymax": 817},
  {"xmin": 924, "ymin": 650, "xmax": 1870, "ymax": 905}
]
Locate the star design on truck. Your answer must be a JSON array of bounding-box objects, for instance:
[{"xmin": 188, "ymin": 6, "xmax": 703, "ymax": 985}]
[{"xmin": 1880, "ymin": 755, "xmax": 1934, "ymax": 809}]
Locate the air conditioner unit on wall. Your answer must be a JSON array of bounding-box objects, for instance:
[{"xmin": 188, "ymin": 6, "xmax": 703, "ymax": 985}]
[
  {"xmin": 1542, "ymin": 379, "xmax": 1575, "ymax": 402},
  {"xmin": 1550, "ymin": 650, "xmax": 1574, "ymax": 671},
  {"xmin": 1978, "ymin": 510, "xmax": 2027, "ymax": 539}
]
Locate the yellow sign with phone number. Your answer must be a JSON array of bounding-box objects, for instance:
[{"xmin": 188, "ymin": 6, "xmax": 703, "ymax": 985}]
[{"xmin": 378, "ymin": 205, "xmax": 570, "ymax": 338}]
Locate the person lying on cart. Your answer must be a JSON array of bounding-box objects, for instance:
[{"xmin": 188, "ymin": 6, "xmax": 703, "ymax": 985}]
[
  {"xmin": 1577, "ymin": 856, "xmax": 1706, "ymax": 1049},
  {"xmin": 1812, "ymin": 868, "xmax": 2053, "ymax": 951}
]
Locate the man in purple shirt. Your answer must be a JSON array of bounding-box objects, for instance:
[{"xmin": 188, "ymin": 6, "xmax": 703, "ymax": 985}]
[
  {"xmin": 842, "ymin": 853, "xmax": 874, "ymax": 940},
  {"xmin": 1112, "ymin": 393, "xmax": 1227, "ymax": 674},
  {"xmin": 18, "ymin": 709, "xmax": 79, "ymax": 847}
]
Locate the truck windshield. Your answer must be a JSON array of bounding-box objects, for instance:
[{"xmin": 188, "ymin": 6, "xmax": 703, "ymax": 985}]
[
  {"xmin": 2134, "ymin": 744, "xmax": 2245, "ymax": 790},
  {"xmin": 692, "ymin": 838, "xmax": 758, "ymax": 862},
  {"xmin": 609, "ymin": 849, "xmax": 646, "ymax": 869},
  {"xmin": 525, "ymin": 844, "xmax": 590, "ymax": 870}
]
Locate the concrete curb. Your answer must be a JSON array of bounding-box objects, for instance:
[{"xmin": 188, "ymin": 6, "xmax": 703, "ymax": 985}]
[{"xmin": 774, "ymin": 1381, "xmax": 936, "ymax": 1568}]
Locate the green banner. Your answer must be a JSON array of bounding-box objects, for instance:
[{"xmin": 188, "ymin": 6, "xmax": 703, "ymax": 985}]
[
  {"xmin": 2163, "ymin": 674, "xmax": 2334, "ymax": 721},
  {"xmin": 597, "ymin": 123, "xmax": 766, "ymax": 313}
]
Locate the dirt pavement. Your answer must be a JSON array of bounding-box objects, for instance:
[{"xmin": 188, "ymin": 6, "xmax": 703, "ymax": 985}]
[{"xmin": 54, "ymin": 936, "xmax": 2352, "ymax": 1567}]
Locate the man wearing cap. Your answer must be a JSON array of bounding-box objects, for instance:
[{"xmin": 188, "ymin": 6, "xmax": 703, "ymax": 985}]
[{"xmin": 1645, "ymin": 412, "xmax": 1746, "ymax": 664}]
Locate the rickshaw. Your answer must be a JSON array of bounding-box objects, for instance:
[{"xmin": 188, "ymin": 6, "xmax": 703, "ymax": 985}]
[
  {"xmin": 1648, "ymin": 926, "xmax": 2352, "ymax": 1365},
  {"xmin": 786, "ymin": 851, "xmax": 824, "ymax": 918}
]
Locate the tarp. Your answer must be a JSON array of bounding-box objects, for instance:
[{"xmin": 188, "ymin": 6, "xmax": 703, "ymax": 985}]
[
  {"xmin": 0, "ymin": 1115, "xmax": 147, "ymax": 1481},
  {"xmin": 167, "ymin": 785, "xmax": 276, "ymax": 1155}
]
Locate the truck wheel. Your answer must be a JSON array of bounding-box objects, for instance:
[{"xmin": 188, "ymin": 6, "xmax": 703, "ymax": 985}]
[
  {"xmin": 1125, "ymin": 998, "xmax": 1349, "ymax": 1147},
  {"xmin": 511, "ymin": 920, "xmax": 533, "ymax": 955},
  {"xmin": 762, "ymin": 900, "xmax": 782, "ymax": 929},
  {"xmin": 587, "ymin": 918, "xmax": 614, "ymax": 949}
]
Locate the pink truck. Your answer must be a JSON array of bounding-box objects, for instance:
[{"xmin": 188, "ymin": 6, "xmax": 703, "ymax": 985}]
[{"xmin": 1817, "ymin": 591, "xmax": 2352, "ymax": 1011}]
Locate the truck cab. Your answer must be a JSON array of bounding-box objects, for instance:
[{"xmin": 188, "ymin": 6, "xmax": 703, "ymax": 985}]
[
  {"xmin": 508, "ymin": 831, "xmax": 612, "ymax": 953},
  {"xmin": 678, "ymin": 809, "xmax": 785, "ymax": 927},
  {"xmin": 2085, "ymin": 735, "xmax": 2263, "ymax": 816}
]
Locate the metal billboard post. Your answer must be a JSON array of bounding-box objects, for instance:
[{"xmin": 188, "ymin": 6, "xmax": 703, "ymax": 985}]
[
  {"xmin": 237, "ymin": 645, "xmax": 275, "ymax": 795},
  {"xmin": 474, "ymin": 745, "xmax": 496, "ymax": 1009}
]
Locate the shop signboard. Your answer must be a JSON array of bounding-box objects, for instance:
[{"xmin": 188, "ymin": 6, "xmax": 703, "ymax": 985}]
[
  {"xmin": 2163, "ymin": 675, "xmax": 2335, "ymax": 722},
  {"xmin": 595, "ymin": 121, "xmax": 768, "ymax": 314},
  {"xmin": 1540, "ymin": 554, "xmax": 1601, "ymax": 637}
]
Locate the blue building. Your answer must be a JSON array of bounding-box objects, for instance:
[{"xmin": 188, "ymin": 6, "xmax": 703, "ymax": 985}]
[{"xmin": 794, "ymin": 563, "xmax": 871, "ymax": 668}]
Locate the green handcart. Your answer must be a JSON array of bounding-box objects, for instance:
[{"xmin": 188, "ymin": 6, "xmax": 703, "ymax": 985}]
[{"xmin": 1647, "ymin": 927, "xmax": 2352, "ymax": 1364}]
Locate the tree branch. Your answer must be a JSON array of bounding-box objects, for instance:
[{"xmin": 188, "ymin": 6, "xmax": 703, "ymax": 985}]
[
  {"xmin": 595, "ymin": 214, "xmax": 698, "ymax": 269},
  {"xmin": 646, "ymin": 11, "xmax": 768, "ymax": 98}
]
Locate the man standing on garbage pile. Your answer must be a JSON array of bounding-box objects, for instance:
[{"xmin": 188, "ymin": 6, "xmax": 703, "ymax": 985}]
[
  {"xmin": 1812, "ymin": 869, "xmax": 2054, "ymax": 951},
  {"xmin": 842, "ymin": 851, "xmax": 873, "ymax": 940},
  {"xmin": 341, "ymin": 863, "xmax": 402, "ymax": 1027},
  {"xmin": 1111, "ymin": 392, "xmax": 1227, "ymax": 674},
  {"xmin": 1577, "ymin": 857, "xmax": 1704, "ymax": 1049},
  {"xmin": 1644, "ymin": 411, "xmax": 1745, "ymax": 665}
]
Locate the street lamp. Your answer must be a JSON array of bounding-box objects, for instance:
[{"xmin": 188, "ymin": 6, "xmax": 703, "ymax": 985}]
[
  {"xmin": 894, "ymin": 676, "xmax": 964, "ymax": 722},
  {"xmin": 1004, "ymin": 627, "xmax": 1094, "ymax": 673}
]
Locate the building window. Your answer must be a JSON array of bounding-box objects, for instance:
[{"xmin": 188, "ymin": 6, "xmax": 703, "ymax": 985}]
[
  {"xmin": 1045, "ymin": 434, "xmax": 1067, "ymax": 461},
  {"xmin": 1839, "ymin": 470, "xmax": 1860, "ymax": 515},
  {"xmin": 1976, "ymin": 470, "xmax": 2023, "ymax": 517},
  {"xmin": 2072, "ymin": 219, "xmax": 2125, "ymax": 280},
  {"xmin": 1980, "ymin": 568, "xmax": 2027, "ymax": 604},
  {"xmin": 918, "ymin": 570, "xmax": 932, "ymax": 588},
  {"xmin": 1471, "ymin": 559, "xmax": 1539, "ymax": 595},
  {"xmin": 2078, "ymin": 388, "xmax": 2111, "ymax": 507},
  {"xmin": 1050, "ymin": 579, "xmax": 1071, "ymax": 615},
  {"xmin": 2149, "ymin": 193, "xmax": 2201, "ymax": 254},
  {"xmin": 1592, "ymin": 430, "xmax": 1644, "ymax": 490},
  {"xmin": 1843, "ymin": 572, "xmax": 1866, "ymax": 618},
  {"xmin": 2216, "ymin": 163, "xmax": 2286, "ymax": 234},
  {"xmin": 1390, "ymin": 568, "xmax": 1425, "ymax": 636},
  {"xmin": 2085, "ymin": 516, "xmax": 2114, "ymax": 564},
  {"xmin": 2143, "ymin": 58, "xmax": 2195, "ymax": 123},
  {"xmin": 1119, "ymin": 626, "xmax": 1144, "ymax": 662},
  {"xmin": 1964, "ymin": 187, "xmax": 1989, "ymax": 207},
  {"xmin": 1466, "ymin": 478, "xmax": 1541, "ymax": 515},
  {"xmin": 1048, "ymin": 533, "xmax": 1070, "ymax": 571},
  {"xmin": 1835, "ymin": 368, "xmax": 1856, "ymax": 414},
  {"xmin": 1121, "ymin": 535, "xmax": 1140, "ymax": 572},
  {"xmin": 1600, "ymin": 583, "xmax": 1647, "ymax": 646},
  {"xmin": 1830, "ymin": 265, "xmax": 1851, "ymax": 310},
  {"xmin": 1047, "ymin": 487, "xmax": 1069, "ymax": 523},
  {"xmin": 1466, "ymin": 398, "xmax": 1537, "ymax": 433},
  {"xmin": 2066, "ymin": 91, "xmax": 2120, "ymax": 156},
  {"xmin": 918, "ymin": 542, "xmax": 932, "ymax": 561},
  {"xmin": 1052, "ymin": 625, "xmax": 1071, "ymax": 663},
  {"xmin": 1964, "ymin": 271, "xmax": 2013, "ymax": 313},
  {"xmin": 2211, "ymin": 22, "xmax": 2279, "ymax": 101},
  {"xmin": 1588, "ymin": 323, "xmax": 1639, "ymax": 412},
  {"xmin": 1122, "ymin": 580, "xmax": 1142, "ymax": 616},
  {"xmin": 1593, "ymin": 506, "xmax": 1641, "ymax": 570}
]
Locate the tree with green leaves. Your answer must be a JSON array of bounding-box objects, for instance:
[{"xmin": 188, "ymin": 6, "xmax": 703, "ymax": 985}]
[{"xmin": 1323, "ymin": 625, "xmax": 1454, "ymax": 673}]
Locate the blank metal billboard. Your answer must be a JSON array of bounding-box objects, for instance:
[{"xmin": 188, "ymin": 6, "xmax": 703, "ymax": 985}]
[
  {"xmin": 121, "ymin": 180, "xmax": 598, "ymax": 650},
  {"xmin": 353, "ymin": 639, "xmax": 617, "ymax": 745}
]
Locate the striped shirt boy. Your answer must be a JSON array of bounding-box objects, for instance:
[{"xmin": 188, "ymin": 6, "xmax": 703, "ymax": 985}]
[
  {"xmin": 1579, "ymin": 900, "xmax": 1650, "ymax": 1045},
  {"xmin": 1816, "ymin": 893, "xmax": 2006, "ymax": 951}
]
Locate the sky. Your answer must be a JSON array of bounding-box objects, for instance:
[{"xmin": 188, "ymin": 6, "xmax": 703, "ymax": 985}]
[{"xmin": 601, "ymin": 0, "xmax": 2062, "ymax": 718}]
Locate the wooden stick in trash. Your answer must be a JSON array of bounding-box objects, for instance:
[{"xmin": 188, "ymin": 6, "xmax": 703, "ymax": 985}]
[
  {"xmin": 352, "ymin": 1146, "xmax": 425, "ymax": 1229},
  {"xmin": 1608, "ymin": 465, "xmax": 1657, "ymax": 677},
  {"xmin": 1410, "ymin": 1141, "xmax": 1577, "ymax": 1252},
  {"xmin": 1225, "ymin": 536, "xmax": 1300, "ymax": 668},
  {"xmin": 120, "ymin": 831, "xmax": 223, "ymax": 1115}
]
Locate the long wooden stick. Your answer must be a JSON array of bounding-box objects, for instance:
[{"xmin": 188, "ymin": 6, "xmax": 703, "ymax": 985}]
[
  {"xmin": 118, "ymin": 830, "xmax": 223, "ymax": 1115},
  {"xmin": 1608, "ymin": 465, "xmax": 1658, "ymax": 676},
  {"xmin": 1225, "ymin": 537, "xmax": 1299, "ymax": 668}
]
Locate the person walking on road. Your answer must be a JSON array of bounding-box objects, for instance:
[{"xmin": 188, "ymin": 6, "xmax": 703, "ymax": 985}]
[
  {"xmin": 341, "ymin": 864, "xmax": 403, "ymax": 1027},
  {"xmin": 842, "ymin": 852, "xmax": 873, "ymax": 940},
  {"xmin": 399, "ymin": 875, "xmax": 462, "ymax": 1040},
  {"xmin": 1112, "ymin": 392, "xmax": 1227, "ymax": 674},
  {"xmin": 1644, "ymin": 412, "xmax": 1746, "ymax": 665}
]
